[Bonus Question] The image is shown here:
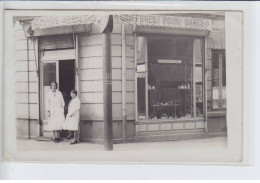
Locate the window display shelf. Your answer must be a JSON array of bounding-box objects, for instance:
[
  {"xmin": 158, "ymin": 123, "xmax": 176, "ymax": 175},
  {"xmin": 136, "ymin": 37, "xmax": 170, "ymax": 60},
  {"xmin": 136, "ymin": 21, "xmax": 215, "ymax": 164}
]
[{"xmin": 136, "ymin": 117, "xmax": 204, "ymax": 124}]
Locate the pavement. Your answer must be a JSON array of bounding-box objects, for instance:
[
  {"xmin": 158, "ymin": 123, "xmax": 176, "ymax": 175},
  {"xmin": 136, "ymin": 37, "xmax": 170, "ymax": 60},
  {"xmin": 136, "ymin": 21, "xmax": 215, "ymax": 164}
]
[
  {"xmin": 6, "ymin": 136, "xmax": 230, "ymax": 163},
  {"xmin": 17, "ymin": 136, "xmax": 227, "ymax": 151}
]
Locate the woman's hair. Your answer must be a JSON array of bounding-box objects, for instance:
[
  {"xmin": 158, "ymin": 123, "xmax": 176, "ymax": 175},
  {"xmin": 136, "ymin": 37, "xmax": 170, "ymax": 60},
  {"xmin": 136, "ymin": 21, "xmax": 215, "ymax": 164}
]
[
  {"xmin": 50, "ymin": 81, "xmax": 58, "ymax": 89},
  {"xmin": 71, "ymin": 89, "xmax": 78, "ymax": 96}
]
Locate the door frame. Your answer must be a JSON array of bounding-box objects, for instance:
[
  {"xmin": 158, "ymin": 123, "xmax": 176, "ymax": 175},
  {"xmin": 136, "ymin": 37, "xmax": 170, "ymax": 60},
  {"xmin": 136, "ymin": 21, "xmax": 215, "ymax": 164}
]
[
  {"xmin": 40, "ymin": 59, "xmax": 77, "ymax": 124},
  {"xmin": 38, "ymin": 33, "xmax": 80, "ymax": 136},
  {"xmin": 39, "ymin": 55, "xmax": 78, "ymax": 129}
]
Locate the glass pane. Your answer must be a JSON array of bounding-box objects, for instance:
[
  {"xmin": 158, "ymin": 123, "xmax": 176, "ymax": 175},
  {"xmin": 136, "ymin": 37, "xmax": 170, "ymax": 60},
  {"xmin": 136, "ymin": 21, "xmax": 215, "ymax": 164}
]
[
  {"xmin": 147, "ymin": 37, "xmax": 194, "ymax": 120},
  {"xmin": 212, "ymin": 52, "xmax": 219, "ymax": 87},
  {"xmin": 212, "ymin": 51, "xmax": 226, "ymax": 109},
  {"xmin": 43, "ymin": 62, "xmax": 57, "ymax": 121},
  {"xmin": 222, "ymin": 53, "xmax": 226, "ymax": 86},
  {"xmin": 193, "ymin": 39, "xmax": 203, "ymax": 117},
  {"xmin": 137, "ymin": 77, "xmax": 146, "ymax": 120},
  {"xmin": 222, "ymin": 52, "xmax": 226, "ymax": 108},
  {"xmin": 137, "ymin": 36, "xmax": 147, "ymax": 120},
  {"xmin": 212, "ymin": 51, "xmax": 220, "ymax": 109},
  {"xmin": 194, "ymin": 39, "xmax": 202, "ymax": 64},
  {"xmin": 43, "ymin": 62, "xmax": 56, "ymax": 86},
  {"xmin": 137, "ymin": 37, "xmax": 146, "ymax": 63}
]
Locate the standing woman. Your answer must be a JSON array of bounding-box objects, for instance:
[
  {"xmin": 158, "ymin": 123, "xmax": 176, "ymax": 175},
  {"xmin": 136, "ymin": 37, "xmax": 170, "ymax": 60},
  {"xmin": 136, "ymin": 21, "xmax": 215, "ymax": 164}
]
[
  {"xmin": 46, "ymin": 81, "xmax": 65, "ymax": 143},
  {"xmin": 64, "ymin": 90, "xmax": 81, "ymax": 144}
]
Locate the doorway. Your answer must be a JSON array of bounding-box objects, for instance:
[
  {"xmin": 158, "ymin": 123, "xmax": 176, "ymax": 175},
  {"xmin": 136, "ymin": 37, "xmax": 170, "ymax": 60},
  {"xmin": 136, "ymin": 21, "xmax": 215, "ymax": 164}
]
[
  {"xmin": 59, "ymin": 60, "xmax": 75, "ymax": 117},
  {"xmin": 41, "ymin": 59, "xmax": 75, "ymax": 133}
]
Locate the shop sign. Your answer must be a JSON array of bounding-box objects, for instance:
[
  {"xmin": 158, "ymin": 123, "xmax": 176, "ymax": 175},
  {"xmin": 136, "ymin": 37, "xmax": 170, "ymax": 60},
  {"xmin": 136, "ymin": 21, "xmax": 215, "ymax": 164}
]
[
  {"xmin": 113, "ymin": 14, "xmax": 213, "ymax": 30},
  {"xmin": 137, "ymin": 64, "xmax": 146, "ymax": 72},
  {"xmin": 158, "ymin": 59, "xmax": 182, "ymax": 64},
  {"xmin": 31, "ymin": 15, "xmax": 109, "ymax": 30},
  {"xmin": 31, "ymin": 14, "xmax": 212, "ymax": 31}
]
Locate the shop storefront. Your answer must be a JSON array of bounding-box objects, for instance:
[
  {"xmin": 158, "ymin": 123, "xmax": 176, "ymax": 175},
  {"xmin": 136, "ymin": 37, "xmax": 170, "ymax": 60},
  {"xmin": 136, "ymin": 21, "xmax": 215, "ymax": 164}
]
[{"xmin": 15, "ymin": 13, "xmax": 226, "ymax": 143}]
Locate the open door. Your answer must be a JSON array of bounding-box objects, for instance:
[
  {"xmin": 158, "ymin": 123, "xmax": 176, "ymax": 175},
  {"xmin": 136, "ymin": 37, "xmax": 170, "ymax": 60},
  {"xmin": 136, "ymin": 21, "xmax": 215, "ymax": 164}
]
[
  {"xmin": 38, "ymin": 34, "xmax": 79, "ymax": 138},
  {"xmin": 59, "ymin": 60, "xmax": 75, "ymax": 117},
  {"xmin": 40, "ymin": 59, "xmax": 75, "ymax": 134},
  {"xmin": 41, "ymin": 61, "xmax": 59, "ymax": 128}
]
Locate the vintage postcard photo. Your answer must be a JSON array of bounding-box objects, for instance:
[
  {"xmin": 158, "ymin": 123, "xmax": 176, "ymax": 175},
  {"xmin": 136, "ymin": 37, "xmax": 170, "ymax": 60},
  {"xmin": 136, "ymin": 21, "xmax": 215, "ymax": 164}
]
[{"xmin": 3, "ymin": 9, "xmax": 244, "ymax": 163}]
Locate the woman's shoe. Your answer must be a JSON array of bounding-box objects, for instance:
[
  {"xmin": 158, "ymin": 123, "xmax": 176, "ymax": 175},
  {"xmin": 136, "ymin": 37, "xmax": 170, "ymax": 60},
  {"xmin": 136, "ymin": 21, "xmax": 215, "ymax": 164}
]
[
  {"xmin": 70, "ymin": 140, "xmax": 78, "ymax": 145},
  {"xmin": 53, "ymin": 138, "xmax": 59, "ymax": 143},
  {"xmin": 65, "ymin": 134, "xmax": 72, "ymax": 139}
]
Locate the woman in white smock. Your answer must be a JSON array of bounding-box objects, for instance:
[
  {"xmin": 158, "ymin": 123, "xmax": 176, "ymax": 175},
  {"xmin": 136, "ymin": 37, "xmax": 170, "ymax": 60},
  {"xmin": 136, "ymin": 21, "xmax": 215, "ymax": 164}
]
[
  {"xmin": 64, "ymin": 90, "xmax": 81, "ymax": 144},
  {"xmin": 46, "ymin": 81, "xmax": 65, "ymax": 143}
]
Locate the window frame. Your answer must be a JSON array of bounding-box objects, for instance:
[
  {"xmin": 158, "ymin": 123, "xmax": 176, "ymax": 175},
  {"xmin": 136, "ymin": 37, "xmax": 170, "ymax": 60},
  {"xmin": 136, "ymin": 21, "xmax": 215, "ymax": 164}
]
[
  {"xmin": 134, "ymin": 33, "xmax": 207, "ymax": 122},
  {"xmin": 211, "ymin": 49, "xmax": 226, "ymax": 110}
]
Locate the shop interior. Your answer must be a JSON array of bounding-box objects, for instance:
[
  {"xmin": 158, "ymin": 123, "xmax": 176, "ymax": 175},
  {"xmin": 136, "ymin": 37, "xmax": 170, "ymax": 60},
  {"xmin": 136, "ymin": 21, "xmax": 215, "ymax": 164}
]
[{"xmin": 137, "ymin": 35, "xmax": 204, "ymax": 120}]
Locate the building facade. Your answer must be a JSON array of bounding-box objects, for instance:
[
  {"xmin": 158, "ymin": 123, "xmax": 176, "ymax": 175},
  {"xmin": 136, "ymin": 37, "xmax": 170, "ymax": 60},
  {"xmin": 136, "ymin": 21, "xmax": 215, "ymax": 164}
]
[{"xmin": 15, "ymin": 13, "xmax": 227, "ymax": 143}]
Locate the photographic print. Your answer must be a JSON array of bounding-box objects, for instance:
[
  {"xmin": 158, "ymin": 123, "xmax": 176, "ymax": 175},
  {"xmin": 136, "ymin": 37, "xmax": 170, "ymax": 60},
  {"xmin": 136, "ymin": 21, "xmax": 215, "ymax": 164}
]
[{"xmin": 3, "ymin": 9, "xmax": 244, "ymax": 163}]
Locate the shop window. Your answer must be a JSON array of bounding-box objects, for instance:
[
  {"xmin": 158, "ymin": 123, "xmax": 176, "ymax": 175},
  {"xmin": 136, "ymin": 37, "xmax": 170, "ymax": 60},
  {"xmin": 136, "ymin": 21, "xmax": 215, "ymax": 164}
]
[
  {"xmin": 212, "ymin": 50, "xmax": 226, "ymax": 109},
  {"xmin": 136, "ymin": 36, "xmax": 204, "ymax": 120}
]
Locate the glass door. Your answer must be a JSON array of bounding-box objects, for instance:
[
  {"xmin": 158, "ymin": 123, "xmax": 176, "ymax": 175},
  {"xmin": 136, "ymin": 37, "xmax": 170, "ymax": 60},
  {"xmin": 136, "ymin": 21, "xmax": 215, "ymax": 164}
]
[{"xmin": 41, "ymin": 61, "xmax": 59, "ymax": 123}]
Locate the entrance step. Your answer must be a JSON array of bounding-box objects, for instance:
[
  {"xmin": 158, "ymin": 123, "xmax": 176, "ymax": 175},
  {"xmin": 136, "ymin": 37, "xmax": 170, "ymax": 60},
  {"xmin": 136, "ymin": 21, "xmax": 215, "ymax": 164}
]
[
  {"xmin": 42, "ymin": 121, "xmax": 52, "ymax": 139},
  {"xmin": 41, "ymin": 130, "xmax": 71, "ymax": 139},
  {"xmin": 135, "ymin": 132, "xmax": 209, "ymax": 142},
  {"xmin": 209, "ymin": 132, "xmax": 227, "ymax": 138},
  {"xmin": 42, "ymin": 130, "xmax": 53, "ymax": 139},
  {"xmin": 36, "ymin": 136, "xmax": 52, "ymax": 141}
]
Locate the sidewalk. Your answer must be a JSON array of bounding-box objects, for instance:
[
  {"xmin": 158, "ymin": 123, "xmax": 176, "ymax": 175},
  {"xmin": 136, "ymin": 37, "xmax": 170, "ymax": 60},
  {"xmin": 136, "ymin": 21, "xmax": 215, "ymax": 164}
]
[{"xmin": 17, "ymin": 136, "xmax": 227, "ymax": 151}]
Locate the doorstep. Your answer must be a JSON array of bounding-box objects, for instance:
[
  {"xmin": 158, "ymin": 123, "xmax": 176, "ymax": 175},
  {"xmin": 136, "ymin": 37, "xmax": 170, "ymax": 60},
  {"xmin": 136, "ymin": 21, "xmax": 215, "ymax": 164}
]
[{"xmin": 208, "ymin": 132, "xmax": 227, "ymax": 138}]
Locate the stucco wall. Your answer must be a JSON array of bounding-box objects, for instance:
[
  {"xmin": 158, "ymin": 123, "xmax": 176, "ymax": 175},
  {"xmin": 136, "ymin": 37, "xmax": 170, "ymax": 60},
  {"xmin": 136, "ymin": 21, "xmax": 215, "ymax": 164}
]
[
  {"xmin": 79, "ymin": 23, "xmax": 136, "ymax": 121},
  {"xmin": 14, "ymin": 21, "xmax": 39, "ymax": 138},
  {"xmin": 78, "ymin": 32, "xmax": 104, "ymax": 121},
  {"xmin": 110, "ymin": 24, "xmax": 135, "ymax": 121}
]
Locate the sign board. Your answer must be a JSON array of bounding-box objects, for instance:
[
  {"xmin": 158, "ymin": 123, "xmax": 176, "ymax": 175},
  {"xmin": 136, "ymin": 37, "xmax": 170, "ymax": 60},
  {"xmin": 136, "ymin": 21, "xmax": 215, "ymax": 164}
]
[
  {"xmin": 158, "ymin": 59, "xmax": 182, "ymax": 64},
  {"xmin": 31, "ymin": 14, "xmax": 212, "ymax": 31},
  {"xmin": 113, "ymin": 14, "xmax": 213, "ymax": 30},
  {"xmin": 31, "ymin": 15, "xmax": 109, "ymax": 30},
  {"xmin": 137, "ymin": 64, "xmax": 146, "ymax": 72}
]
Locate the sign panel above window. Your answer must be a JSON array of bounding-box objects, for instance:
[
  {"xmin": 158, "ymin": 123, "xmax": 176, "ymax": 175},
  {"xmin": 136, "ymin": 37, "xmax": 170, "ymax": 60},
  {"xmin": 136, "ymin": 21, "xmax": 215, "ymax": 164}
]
[
  {"xmin": 138, "ymin": 25, "xmax": 209, "ymax": 37},
  {"xmin": 158, "ymin": 59, "xmax": 182, "ymax": 64},
  {"xmin": 32, "ymin": 14, "xmax": 213, "ymax": 31},
  {"xmin": 114, "ymin": 14, "xmax": 213, "ymax": 30},
  {"xmin": 31, "ymin": 15, "xmax": 109, "ymax": 30}
]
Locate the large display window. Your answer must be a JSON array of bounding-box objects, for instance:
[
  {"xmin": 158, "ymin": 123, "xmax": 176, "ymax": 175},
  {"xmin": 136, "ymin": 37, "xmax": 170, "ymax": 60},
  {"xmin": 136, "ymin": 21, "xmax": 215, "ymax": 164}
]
[{"xmin": 136, "ymin": 35, "xmax": 205, "ymax": 121}]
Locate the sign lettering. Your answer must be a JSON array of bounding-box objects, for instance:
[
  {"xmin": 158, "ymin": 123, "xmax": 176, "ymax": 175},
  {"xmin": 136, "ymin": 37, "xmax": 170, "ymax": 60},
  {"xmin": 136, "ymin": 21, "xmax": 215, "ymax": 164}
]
[
  {"xmin": 31, "ymin": 15, "xmax": 109, "ymax": 30},
  {"xmin": 31, "ymin": 14, "xmax": 213, "ymax": 31},
  {"xmin": 113, "ymin": 14, "xmax": 212, "ymax": 30}
]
